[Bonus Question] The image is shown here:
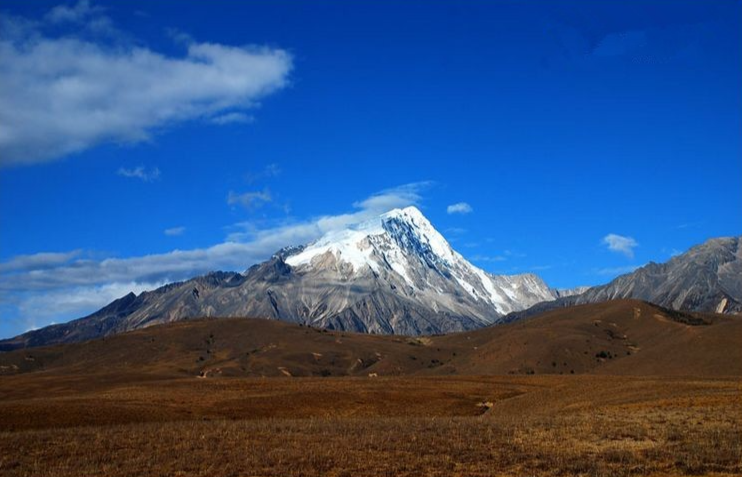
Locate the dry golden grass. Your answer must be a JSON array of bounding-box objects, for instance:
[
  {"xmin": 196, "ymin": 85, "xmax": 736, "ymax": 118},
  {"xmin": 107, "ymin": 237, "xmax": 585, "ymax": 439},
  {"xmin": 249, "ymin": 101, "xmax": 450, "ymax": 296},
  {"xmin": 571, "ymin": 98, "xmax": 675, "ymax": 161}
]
[
  {"xmin": 2, "ymin": 300, "xmax": 740, "ymax": 475},
  {"xmin": 1, "ymin": 410, "xmax": 740, "ymax": 477},
  {"xmin": 0, "ymin": 375, "xmax": 740, "ymax": 477}
]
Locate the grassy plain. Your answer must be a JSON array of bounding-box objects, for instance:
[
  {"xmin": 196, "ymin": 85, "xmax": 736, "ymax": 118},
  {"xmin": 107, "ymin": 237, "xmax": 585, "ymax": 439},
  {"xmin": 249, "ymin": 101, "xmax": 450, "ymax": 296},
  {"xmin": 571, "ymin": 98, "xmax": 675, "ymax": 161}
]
[{"xmin": 1, "ymin": 374, "xmax": 740, "ymax": 477}]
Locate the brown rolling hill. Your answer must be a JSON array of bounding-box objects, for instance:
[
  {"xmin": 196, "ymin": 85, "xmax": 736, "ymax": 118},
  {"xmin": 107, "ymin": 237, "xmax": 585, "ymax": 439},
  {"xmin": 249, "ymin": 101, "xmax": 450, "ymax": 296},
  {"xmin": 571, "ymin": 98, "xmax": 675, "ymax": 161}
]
[
  {"xmin": 1, "ymin": 299, "xmax": 740, "ymax": 379},
  {"xmin": 435, "ymin": 298, "xmax": 742, "ymax": 376}
]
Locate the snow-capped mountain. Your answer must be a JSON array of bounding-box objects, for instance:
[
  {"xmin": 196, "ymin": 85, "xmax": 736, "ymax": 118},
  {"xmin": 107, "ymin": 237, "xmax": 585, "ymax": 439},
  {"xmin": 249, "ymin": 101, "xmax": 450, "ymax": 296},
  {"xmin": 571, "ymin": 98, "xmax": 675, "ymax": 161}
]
[
  {"xmin": 1, "ymin": 206, "xmax": 562, "ymax": 349},
  {"xmin": 284, "ymin": 207, "xmax": 556, "ymax": 319}
]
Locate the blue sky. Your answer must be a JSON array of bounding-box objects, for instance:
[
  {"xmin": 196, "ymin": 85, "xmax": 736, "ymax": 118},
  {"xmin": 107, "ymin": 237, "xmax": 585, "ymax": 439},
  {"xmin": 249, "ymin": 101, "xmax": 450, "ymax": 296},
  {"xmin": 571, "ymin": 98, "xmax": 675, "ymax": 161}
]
[{"xmin": 0, "ymin": 0, "xmax": 740, "ymax": 338}]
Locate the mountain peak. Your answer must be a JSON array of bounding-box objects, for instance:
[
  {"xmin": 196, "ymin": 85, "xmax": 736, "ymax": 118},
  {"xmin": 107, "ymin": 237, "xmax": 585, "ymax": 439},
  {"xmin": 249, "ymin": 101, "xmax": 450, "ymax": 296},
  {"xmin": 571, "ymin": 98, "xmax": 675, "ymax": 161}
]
[
  {"xmin": 694, "ymin": 236, "xmax": 740, "ymax": 252},
  {"xmin": 284, "ymin": 206, "xmax": 453, "ymax": 273},
  {"xmin": 381, "ymin": 206, "xmax": 456, "ymax": 263},
  {"xmin": 382, "ymin": 205, "xmax": 427, "ymax": 223},
  {"xmin": 282, "ymin": 206, "xmax": 556, "ymax": 318}
]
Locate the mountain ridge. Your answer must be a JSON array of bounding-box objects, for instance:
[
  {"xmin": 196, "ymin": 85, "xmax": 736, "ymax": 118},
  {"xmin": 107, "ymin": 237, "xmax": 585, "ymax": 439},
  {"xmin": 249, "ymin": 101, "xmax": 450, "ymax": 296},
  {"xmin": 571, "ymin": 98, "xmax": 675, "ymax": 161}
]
[
  {"xmin": 0, "ymin": 206, "xmax": 561, "ymax": 349},
  {"xmin": 504, "ymin": 235, "xmax": 742, "ymax": 323},
  {"xmin": 2, "ymin": 207, "xmax": 739, "ymax": 351}
]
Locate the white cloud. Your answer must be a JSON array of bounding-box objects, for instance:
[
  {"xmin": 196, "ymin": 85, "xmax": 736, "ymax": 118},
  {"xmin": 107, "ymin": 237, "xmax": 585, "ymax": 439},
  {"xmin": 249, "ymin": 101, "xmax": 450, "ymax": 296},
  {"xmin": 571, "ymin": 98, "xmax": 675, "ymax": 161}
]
[
  {"xmin": 602, "ymin": 233, "xmax": 638, "ymax": 259},
  {"xmin": 227, "ymin": 190, "xmax": 272, "ymax": 209},
  {"xmin": 0, "ymin": 182, "xmax": 430, "ymax": 334},
  {"xmin": 0, "ymin": 4, "xmax": 292, "ymax": 166},
  {"xmin": 117, "ymin": 165, "xmax": 160, "ymax": 182},
  {"xmin": 447, "ymin": 202, "xmax": 473, "ymax": 215},
  {"xmin": 164, "ymin": 226, "xmax": 186, "ymax": 236}
]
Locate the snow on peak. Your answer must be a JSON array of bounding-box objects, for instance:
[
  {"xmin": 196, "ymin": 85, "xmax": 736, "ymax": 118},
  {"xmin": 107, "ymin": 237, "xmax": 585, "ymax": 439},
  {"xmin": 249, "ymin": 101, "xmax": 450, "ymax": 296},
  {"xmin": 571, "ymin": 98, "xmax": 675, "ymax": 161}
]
[
  {"xmin": 382, "ymin": 205, "xmax": 427, "ymax": 222},
  {"xmin": 283, "ymin": 218, "xmax": 385, "ymax": 272},
  {"xmin": 283, "ymin": 206, "xmax": 554, "ymax": 316},
  {"xmin": 381, "ymin": 206, "xmax": 456, "ymax": 262},
  {"xmin": 284, "ymin": 205, "xmax": 454, "ymax": 273}
]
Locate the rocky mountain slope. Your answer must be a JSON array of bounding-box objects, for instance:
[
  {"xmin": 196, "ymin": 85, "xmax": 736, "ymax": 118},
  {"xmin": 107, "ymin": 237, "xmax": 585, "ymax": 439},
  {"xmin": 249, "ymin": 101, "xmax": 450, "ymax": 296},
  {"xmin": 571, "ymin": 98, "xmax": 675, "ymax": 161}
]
[
  {"xmin": 576, "ymin": 236, "xmax": 742, "ymax": 313},
  {"xmin": 0, "ymin": 207, "xmax": 561, "ymax": 349},
  {"xmin": 506, "ymin": 236, "xmax": 742, "ymax": 322}
]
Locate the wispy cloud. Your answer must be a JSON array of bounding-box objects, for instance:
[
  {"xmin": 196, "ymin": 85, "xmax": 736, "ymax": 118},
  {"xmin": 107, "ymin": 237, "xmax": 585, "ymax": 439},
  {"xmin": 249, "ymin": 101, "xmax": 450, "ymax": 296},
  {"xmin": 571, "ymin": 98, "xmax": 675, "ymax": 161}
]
[
  {"xmin": 117, "ymin": 166, "xmax": 160, "ymax": 182},
  {"xmin": 0, "ymin": 2, "xmax": 292, "ymax": 166},
  {"xmin": 210, "ymin": 112, "xmax": 254, "ymax": 125},
  {"xmin": 488, "ymin": 264, "xmax": 553, "ymax": 275},
  {"xmin": 227, "ymin": 181, "xmax": 431, "ymax": 243},
  {"xmin": 602, "ymin": 233, "xmax": 638, "ymax": 259},
  {"xmin": 0, "ymin": 182, "xmax": 430, "ymax": 333},
  {"xmin": 227, "ymin": 190, "xmax": 272, "ymax": 210},
  {"xmin": 15, "ymin": 281, "xmax": 166, "ymax": 332},
  {"xmin": 353, "ymin": 182, "xmax": 431, "ymax": 213},
  {"xmin": 471, "ymin": 255, "xmax": 507, "ymax": 263},
  {"xmin": 45, "ymin": 0, "xmax": 102, "ymax": 24},
  {"xmin": 447, "ymin": 202, "xmax": 473, "ymax": 215},
  {"xmin": 245, "ymin": 163, "xmax": 281, "ymax": 184},
  {"xmin": 528, "ymin": 265, "xmax": 553, "ymax": 272},
  {"xmin": 675, "ymin": 221, "xmax": 702, "ymax": 230},
  {"xmin": 593, "ymin": 30, "xmax": 646, "ymax": 57},
  {"xmin": 469, "ymin": 249, "xmax": 526, "ymax": 264},
  {"xmin": 164, "ymin": 226, "xmax": 186, "ymax": 237},
  {"xmin": 595, "ymin": 265, "xmax": 641, "ymax": 276},
  {"xmin": 0, "ymin": 250, "xmax": 82, "ymax": 273}
]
